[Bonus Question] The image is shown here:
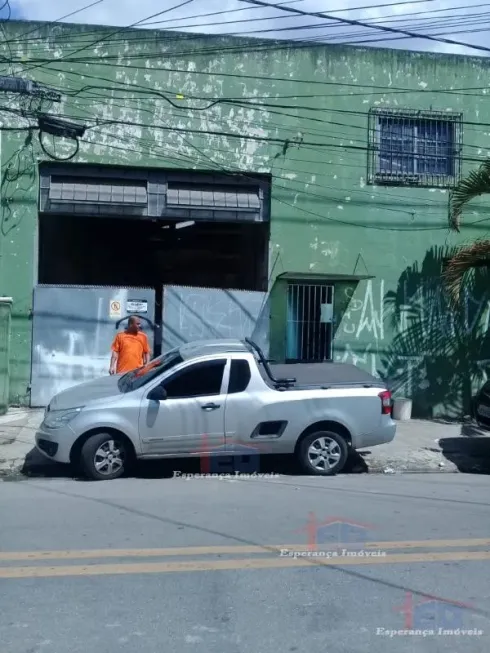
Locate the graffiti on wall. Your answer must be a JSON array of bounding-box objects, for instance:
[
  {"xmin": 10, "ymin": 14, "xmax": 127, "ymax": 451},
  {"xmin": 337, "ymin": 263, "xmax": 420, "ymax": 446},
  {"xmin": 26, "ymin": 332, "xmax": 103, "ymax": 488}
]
[
  {"xmin": 335, "ymin": 278, "xmax": 490, "ymax": 402},
  {"xmin": 31, "ymin": 290, "xmax": 126, "ymax": 407},
  {"xmin": 162, "ymin": 286, "xmax": 269, "ymax": 354},
  {"xmin": 30, "ymin": 287, "xmax": 156, "ymax": 407},
  {"xmin": 336, "ymin": 280, "xmax": 385, "ymax": 378}
]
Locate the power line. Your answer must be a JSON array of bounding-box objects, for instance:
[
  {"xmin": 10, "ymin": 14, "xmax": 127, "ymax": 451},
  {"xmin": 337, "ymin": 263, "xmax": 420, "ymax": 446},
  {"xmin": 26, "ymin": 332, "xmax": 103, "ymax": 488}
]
[
  {"xmin": 1, "ymin": 0, "xmax": 438, "ymax": 47},
  {"xmin": 8, "ymin": 49, "xmax": 489, "ymax": 161},
  {"xmin": 0, "ymin": 103, "xmax": 478, "ymax": 232},
  {"xmin": 42, "ymin": 102, "xmax": 490, "ymax": 167},
  {"xmin": 142, "ymin": 0, "xmax": 435, "ymax": 28},
  {"xmin": 0, "ymin": 0, "xmax": 106, "ymax": 54},
  {"xmin": 7, "ymin": 53, "xmax": 488, "ymax": 160},
  {"xmin": 0, "ymin": 1, "xmax": 13, "ymax": 75},
  {"xmin": 64, "ymin": 88, "xmax": 490, "ymax": 159},
  {"xmin": 6, "ymin": 2, "xmax": 490, "ymax": 74},
  {"xmin": 19, "ymin": 54, "xmax": 490, "ymax": 124},
  {"xmin": 17, "ymin": 0, "xmax": 198, "ymax": 76},
  {"xmin": 23, "ymin": 63, "xmax": 490, "ymax": 151},
  {"xmin": 240, "ymin": 0, "xmax": 490, "ymax": 55},
  {"xmin": 15, "ymin": 45, "xmax": 490, "ymax": 101},
  {"xmin": 80, "ymin": 128, "xmax": 467, "ymax": 232},
  {"xmin": 2, "ymin": 0, "xmax": 303, "ymax": 46},
  {"xmin": 169, "ymin": 8, "xmax": 490, "ymax": 39},
  {"xmin": 14, "ymin": 10, "xmax": 487, "ymax": 64}
]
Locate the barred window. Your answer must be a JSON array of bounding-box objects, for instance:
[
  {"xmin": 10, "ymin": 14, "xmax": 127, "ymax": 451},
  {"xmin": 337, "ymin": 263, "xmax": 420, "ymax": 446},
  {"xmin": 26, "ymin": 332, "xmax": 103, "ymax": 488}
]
[{"xmin": 368, "ymin": 109, "xmax": 462, "ymax": 188}]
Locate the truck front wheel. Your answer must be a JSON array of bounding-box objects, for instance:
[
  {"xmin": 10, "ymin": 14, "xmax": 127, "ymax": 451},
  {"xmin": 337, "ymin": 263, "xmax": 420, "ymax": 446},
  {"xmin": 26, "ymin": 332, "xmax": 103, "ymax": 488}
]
[
  {"xmin": 80, "ymin": 432, "xmax": 130, "ymax": 481},
  {"xmin": 297, "ymin": 430, "xmax": 349, "ymax": 476}
]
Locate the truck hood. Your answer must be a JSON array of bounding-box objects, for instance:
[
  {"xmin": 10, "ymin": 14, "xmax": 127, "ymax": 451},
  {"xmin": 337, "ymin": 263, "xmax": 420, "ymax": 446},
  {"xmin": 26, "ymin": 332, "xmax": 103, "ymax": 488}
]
[{"xmin": 48, "ymin": 375, "xmax": 124, "ymax": 411}]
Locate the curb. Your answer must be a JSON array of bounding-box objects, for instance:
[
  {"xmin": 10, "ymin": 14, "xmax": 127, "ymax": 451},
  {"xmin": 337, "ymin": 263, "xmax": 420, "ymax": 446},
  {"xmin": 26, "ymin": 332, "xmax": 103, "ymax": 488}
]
[
  {"xmin": 0, "ymin": 460, "xmax": 481, "ymax": 480},
  {"xmin": 367, "ymin": 467, "xmax": 459, "ymax": 475},
  {"xmin": 0, "ymin": 459, "xmax": 25, "ymax": 478}
]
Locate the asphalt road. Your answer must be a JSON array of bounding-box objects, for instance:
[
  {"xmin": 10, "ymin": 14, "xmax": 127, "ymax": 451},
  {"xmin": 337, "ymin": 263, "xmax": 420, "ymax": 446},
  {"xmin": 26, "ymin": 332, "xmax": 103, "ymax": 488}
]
[{"xmin": 1, "ymin": 472, "xmax": 490, "ymax": 653}]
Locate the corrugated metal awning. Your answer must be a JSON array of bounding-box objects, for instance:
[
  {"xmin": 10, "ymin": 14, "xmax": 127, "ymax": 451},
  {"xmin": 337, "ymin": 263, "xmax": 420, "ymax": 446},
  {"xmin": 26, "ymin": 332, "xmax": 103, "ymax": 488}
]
[
  {"xmin": 49, "ymin": 177, "xmax": 148, "ymax": 205},
  {"xmin": 167, "ymin": 184, "xmax": 260, "ymax": 211},
  {"xmin": 39, "ymin": 164, "xmax": 271, "ymax": 223}
]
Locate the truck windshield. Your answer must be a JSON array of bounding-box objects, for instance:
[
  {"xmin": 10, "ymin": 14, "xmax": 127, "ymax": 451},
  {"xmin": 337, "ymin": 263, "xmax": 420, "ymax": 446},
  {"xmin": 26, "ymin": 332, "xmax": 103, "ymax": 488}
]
[{"xmin": 118, "ymin": 349, "xmax": 183, "ymax": 393}]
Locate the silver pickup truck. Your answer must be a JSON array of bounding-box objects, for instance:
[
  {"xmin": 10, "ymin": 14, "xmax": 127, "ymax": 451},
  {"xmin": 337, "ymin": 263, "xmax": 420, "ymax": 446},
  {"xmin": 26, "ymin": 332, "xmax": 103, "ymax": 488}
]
[{"xmin": 35, "ymin": 338, "xmax": 396, "ymax": 481}]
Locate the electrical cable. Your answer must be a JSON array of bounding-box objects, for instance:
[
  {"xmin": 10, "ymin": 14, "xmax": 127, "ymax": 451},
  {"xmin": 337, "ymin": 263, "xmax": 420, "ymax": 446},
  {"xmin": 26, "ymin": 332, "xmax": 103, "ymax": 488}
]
[
  {"xmin": 141, "ymin": 0, "xmax": 435, "ymax": 28},
  {"xmin": 30, "ymin": 95, "xmax": 486, "ymax": 168},
  {"xmin": 2, "ymin": 5, "xmax": 486, "ymax": 227},
  {"xmin": 64, "ymin": 90, "xmax": 490, "ymax": 164},
  {"xmin": 1, "ymin": 0, "xmax": 302, "ymax": 46},
  {"xmin": 43, "ymin": 93, "xmax": 454, "ymax": 212},
  {"xmin": 0, "ymin": 0, "xmax": 438, "ymax": 47},
  {"xmin": 7, "ymin": 1, "xmax": 489, "ymax": 73},
  {"xmin": 38, "ymin": 130, "xmax": 80, "ymax": 161},
  {"xmin": 0, "ymin": 1, "xmax": 106, "ymax": 55},
  {"xmin": 80, "ymin": 129, "xmax": 461, "ymax": 231},
  {"xmin": 17, "ymin": 47, "xmax": 490, "ymax": 102},
  {"xmin": 17, "ymin": 0, "xmax": 198, "ymax": 76},
  {"xmin": 6, "ymin": 53, "xmax": 487, "ymax": 175},
  {"xmin": 20, "ymin": 55, "xmax": 490, "ymax": 135},
  {"xmin": 167, "ymin": 8, "xmax": 490, "ymax": 40},
  {"xmin": 1, "ymin": 100, "xmax": 478, "ymax": 235},
  {"xmin": 27, "ymin": 80, "xmax": 481, "ymax": 163},
  {"xmin": 9, "ymin": 9, "xmax": 489, "ymax": 66},
  {"xmin": 0, "ymin": 0, "xmax": 13, "ymax": 74},
  {"xmin": 240, "ymin": 0, "xmax": 490, "ymax": 55},
  {"xmin": 6, "ymin": 3, "xmax": 478, "ymax": 52}
]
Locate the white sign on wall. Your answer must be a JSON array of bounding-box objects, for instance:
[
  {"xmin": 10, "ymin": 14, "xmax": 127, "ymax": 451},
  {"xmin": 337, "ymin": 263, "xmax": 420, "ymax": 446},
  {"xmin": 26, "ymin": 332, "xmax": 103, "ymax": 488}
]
[
  {"xmin": 127, "ymin": 299, "xmax": 148, "ymax": 314},
  {"xmin": 109, "ymin": 300, "xmax": 122, "ymax": 319}
]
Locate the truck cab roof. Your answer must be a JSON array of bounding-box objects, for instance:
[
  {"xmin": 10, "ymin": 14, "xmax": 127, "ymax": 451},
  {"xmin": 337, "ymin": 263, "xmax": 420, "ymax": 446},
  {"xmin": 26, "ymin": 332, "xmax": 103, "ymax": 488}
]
[{"xmin": 179, "ymin": 339, "xmax": 249, "ymax": 360}]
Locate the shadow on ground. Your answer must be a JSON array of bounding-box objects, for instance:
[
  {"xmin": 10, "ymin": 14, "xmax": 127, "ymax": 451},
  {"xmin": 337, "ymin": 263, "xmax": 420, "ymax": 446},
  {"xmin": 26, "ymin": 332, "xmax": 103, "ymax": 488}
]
[
  {"xmin": 439, "ymin": 436, "xmax": 490, "ymax": 474},
  {"xmin": 8, "ymin": 448, "xmax": 369, "ymax": 481}
]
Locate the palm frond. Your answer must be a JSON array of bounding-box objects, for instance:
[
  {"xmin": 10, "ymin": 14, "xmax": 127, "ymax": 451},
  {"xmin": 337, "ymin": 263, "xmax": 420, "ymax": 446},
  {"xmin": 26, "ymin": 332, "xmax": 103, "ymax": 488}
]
[
  {"xmin": 449, "ymin": 159, "xmax": 490, "ymax": 231},
  {"xmin": 443, "ymin": 239, "xmax": 490, "ymax": 302}
]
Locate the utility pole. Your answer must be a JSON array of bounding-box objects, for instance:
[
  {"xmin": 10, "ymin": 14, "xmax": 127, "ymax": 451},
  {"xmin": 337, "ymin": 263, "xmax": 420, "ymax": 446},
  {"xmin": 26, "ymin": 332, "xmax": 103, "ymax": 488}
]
[
  {"xmin": 0, "ymin": 75, "xmax": 61, "ymax": 102},
  {"xmin": 0, "ymin": 76, "xmax": 86, "ymax": 160}
]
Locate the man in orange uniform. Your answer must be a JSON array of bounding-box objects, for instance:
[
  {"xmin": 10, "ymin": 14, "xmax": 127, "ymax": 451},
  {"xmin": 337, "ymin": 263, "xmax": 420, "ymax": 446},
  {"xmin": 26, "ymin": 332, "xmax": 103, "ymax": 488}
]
[{"xmin": 109, "ymin": 315, "xmax": 150, "ymax": 375}]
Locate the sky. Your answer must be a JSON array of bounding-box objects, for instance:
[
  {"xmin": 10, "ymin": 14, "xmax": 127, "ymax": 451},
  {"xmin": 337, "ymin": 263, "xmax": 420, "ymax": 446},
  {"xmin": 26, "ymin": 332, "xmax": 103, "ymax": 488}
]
[{"xmin": 5, "ymin": 0, "xmax": 489, "ymax": 57}]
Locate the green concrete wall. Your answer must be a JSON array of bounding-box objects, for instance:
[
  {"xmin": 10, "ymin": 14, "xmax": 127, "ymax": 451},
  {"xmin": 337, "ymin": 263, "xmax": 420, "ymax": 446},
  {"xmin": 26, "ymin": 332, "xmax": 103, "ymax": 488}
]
[{"xmin": 2, "ymin": 21, "xmax": 490, "ymax": 416}]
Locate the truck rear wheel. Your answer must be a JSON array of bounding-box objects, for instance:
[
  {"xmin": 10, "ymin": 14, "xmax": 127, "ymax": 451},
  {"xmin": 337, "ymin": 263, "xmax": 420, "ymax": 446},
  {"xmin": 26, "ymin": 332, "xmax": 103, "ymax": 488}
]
[{"xmin": 297, "ymin": 430, "xmax": 349, "ymax": 476}]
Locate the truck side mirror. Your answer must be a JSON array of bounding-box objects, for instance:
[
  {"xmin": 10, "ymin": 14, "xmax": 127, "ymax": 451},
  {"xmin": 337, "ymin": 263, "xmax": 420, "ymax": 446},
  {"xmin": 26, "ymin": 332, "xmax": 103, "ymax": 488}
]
[{"xmin": 148, "ymin": 385, "xmax": 167, "ymax": 401}]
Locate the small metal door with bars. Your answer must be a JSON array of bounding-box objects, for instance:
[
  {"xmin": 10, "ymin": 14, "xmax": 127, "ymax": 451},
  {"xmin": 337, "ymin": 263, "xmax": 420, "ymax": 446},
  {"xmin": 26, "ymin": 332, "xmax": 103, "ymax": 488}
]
[{"xmin": 286, "ymin": 283, "xmax": 334, "ymax": 362}]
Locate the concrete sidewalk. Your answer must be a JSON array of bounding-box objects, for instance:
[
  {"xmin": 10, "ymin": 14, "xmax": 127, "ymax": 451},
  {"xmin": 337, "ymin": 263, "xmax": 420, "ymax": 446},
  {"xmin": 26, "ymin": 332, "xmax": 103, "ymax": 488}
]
[
  {"xmin": 358, "ymin": 419, "xmax": 490, "ymax": 474},
  {"xmin": 0, "ymin": 408, "xmax": 44, "ymax": 476},
  {"xmin": 0, "ymin": 408, "xmax": 489, "ymax": 477}
]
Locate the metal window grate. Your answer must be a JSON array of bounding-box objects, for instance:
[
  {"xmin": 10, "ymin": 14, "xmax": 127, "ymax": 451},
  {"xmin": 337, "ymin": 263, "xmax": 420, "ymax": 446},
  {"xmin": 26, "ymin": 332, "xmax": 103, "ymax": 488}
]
[
  {"xmin": 167, "ymin": 183, "xmax": 260, "ymax": 210},
  {"xmin": 367, "ymin": 108, "xmax": 462, "ymax": 188},
  {"xmin": 49, "ymin": 176, "xmax": 148, "ymax": 205},
  {"xmin": 286, "ymin": 283, "xmax": 334, "ymax": 362}
]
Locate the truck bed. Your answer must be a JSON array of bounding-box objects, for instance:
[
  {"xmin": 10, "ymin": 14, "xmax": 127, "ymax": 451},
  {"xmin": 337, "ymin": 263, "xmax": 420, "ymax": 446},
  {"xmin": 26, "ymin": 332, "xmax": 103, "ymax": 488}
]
[{"xmin": 258, "ymin": 361, "xmax": 386, "ymax": 389}]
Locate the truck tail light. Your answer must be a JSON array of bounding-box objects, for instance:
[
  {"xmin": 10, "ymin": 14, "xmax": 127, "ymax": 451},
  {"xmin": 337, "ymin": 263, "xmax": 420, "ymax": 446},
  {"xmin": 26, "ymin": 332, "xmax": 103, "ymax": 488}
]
[{"xmin": 378, "ymin": 390, "xmax": 392, "ymax": 415}]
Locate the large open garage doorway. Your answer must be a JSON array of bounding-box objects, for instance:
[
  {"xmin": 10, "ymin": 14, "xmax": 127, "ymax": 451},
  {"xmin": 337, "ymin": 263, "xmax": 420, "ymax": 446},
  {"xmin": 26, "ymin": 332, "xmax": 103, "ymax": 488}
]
[
  {"xmin": 38, "ymin": 214, "xmax": 268, "ymax": 291},
  {"xmin": 31, "ymin": 164, "xmax": 271, "ymax": 406},
  {"xmin": 38, "ymin": 164, "xmax": 270, "ymax": 292}
]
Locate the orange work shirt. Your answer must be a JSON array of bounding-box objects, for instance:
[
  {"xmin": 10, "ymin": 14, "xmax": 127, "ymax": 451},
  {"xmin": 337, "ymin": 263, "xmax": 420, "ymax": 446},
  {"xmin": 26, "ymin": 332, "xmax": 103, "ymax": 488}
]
[{"xmin": 111, "ymin": 331, "xmax": 150, "ymax": 374}]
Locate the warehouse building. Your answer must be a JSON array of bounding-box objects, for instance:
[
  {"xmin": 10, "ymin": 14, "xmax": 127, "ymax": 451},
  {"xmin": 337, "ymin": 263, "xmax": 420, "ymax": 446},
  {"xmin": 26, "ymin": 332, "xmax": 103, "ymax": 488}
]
[{"xmin": 1, "ymin": 20, "xmax": 490, "ymax": 416}]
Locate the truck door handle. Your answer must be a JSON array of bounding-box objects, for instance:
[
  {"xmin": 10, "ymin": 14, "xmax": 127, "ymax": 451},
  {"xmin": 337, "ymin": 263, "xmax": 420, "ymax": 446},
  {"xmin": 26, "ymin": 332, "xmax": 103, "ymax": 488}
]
[{"xmin": 201, "ymin": 402, "xmax": 220, "ymax": 411}]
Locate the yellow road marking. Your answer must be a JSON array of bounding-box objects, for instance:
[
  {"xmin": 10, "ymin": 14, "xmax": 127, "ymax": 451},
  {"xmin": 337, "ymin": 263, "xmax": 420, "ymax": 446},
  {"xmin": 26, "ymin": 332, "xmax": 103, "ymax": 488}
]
[
  {"xmin": 1, "ymin": 551, "xmax": 490, "ymax": 579},
  {"xmin": 0, "ymin": 538, "xmax": 489, "ymax": 562}
]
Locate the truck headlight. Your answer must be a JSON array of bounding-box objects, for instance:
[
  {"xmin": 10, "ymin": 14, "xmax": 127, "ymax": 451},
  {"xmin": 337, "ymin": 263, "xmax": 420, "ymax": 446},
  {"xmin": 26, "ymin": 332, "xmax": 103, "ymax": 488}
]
[{"xmin": 43, "ymin": 407, "xmax": 83, "ymax": 429}]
